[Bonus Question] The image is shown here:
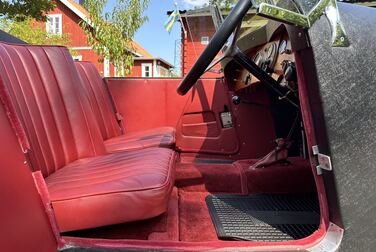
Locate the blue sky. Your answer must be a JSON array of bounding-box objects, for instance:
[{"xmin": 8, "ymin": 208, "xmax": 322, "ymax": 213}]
[{"xmin": 102, "ymin": 0, "xmax": 209, "ymax": 68}]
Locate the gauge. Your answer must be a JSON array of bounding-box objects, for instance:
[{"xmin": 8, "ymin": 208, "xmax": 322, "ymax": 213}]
[
  {"xmin": 265, "ymin": 43, "xmax": 277, "ymax": 59},
  {"xmin": 253, "ymin": 52, "xmax": 263, "ymax": 67},
  {"xmin": 279, "ymin": 40, "xmax": 288, "ymax": 54}
]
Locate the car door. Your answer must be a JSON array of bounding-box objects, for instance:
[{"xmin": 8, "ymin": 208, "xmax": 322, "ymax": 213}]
[{"xmin": 307, "ymin": 4, "xmax": 376, "ymax": 251}]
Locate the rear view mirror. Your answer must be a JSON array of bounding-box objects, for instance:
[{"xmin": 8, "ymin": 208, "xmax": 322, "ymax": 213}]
[{"xmin": 252, "ymin": 0, "xmax": 350, "ymax": 47}]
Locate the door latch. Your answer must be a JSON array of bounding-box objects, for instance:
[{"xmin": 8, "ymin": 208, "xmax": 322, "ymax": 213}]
[{"xmin": 312, "ymin": 145, "xmax": 333, "ymax": 175}]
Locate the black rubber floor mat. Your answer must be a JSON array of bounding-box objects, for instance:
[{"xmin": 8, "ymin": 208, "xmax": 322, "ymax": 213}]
[{"xmin": 206, "ymin": 194, "xmax": 320, "ymax": 242}]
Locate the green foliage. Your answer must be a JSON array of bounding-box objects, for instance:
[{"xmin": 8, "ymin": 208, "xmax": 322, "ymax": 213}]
[
  {"xmin": 81, "ymin": 0, "xmax": 150, "ymax": 77},
  {"xmin": 194, "ymin": 0, "xmax": 236, "ymax": 10},
  {"xmin": 0, "ymin": 0, "xmax": 55, "ymax": 22},
  {"xmin": 209, "ymin": 0, "xmax": 236, "ymax": 9},
  {"xmin": 0, "ymin": 18, "xmax": 74, "ymax": 53}
]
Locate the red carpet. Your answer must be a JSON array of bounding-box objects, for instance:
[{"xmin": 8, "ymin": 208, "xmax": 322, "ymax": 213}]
[
  {"xmin": 178, "ymin": 191, "xmax": 219, "ymax": 241},
  {"xmin": 235, "ymin": 157, "xmax": 316, "ymax": 194},
  {"xmin": 175, "ymin": 163, "xmax": 243, "ymax": 193},
  {"xmin": 64, "ymin": 159, "xmax": 316, "ymax": 242}
]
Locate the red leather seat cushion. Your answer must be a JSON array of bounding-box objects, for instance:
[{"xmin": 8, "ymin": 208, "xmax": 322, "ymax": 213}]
[
  {"xmin": 105, "ymin": 127, "xmax": 176, "ymax": 153},
  {"xmin": 46, "ymin": 147, "xmax": 176, "ymax": 232}
]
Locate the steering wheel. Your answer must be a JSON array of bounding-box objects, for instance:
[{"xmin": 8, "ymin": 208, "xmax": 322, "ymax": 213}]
[{"xmin": 177, "ymin": 0, "xmax": 253, "ymax": 95}]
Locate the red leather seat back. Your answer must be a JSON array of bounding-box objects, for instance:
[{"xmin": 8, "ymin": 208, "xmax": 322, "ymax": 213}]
[
  {"xmin": 0, "ymin": 43, "xmax": 106, "ymax": 177},
  {"xmin": 75, "ymin": 61, "xmax": 121, "ymax": 140}
]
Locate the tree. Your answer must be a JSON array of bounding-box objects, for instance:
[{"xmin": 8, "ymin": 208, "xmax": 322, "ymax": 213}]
[
  {"xmin": 81, "ymin": 0, "xmax": 150, "ymax": 77},
  {"xmin": 0, "ymin": 18, "xmax": 74, "ymax": 52},
  {"xmin": 194, "ymin": 0, "xmax": 236, "ymax": 10},
  {"xmin": 0, "ymin": 0, "xmax": 55, "ymax": 21},
  {"xmin": 209, "ymin": 0, "xmax": 236, "ymax": 9},
  {"xmin": 0, "ymin": 0, "xmax": 73, "ymax": 54}
]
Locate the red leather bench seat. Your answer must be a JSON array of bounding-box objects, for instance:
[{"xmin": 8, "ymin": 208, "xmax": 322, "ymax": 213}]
[
  {"xmin": 75, "ymin": 61, "xmax": 175, "ymax": 152},
  {"xmin": 0, "ymin": 42, "xmax": 176, "ymax": 232},
  {"xmin": 104, "ymin": 126, "xmax": 175, "ymax": 152},
  {"xmin": 46, "ymin": 148, "xmax": 175, "ymax": 232}
]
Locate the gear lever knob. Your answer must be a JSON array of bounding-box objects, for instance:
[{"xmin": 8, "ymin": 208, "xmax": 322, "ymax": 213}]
[{"xmin": 232, "ymin": 96, "xmax": 241, "ymax": 105}]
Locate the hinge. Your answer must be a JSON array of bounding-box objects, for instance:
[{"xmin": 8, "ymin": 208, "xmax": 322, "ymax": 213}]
[
  {"xmin": 312, "ymin": 145, "xmax": 333, "ymax": 175},
  {"xmin": 115, "ymin": 112, "xmax": 123, "ymax": 122}
]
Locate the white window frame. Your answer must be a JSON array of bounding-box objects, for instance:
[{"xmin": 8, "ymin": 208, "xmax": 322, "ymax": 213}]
[
  {"xmin": 141, "ymin": 63, "xmax": 153, "ymax": 78},
  {"xmin": 201, "ymin": 36, "xmax": 210, "ymax": 45},
  {"xmin": 153, "ymin": 60, "xmax": 159, "ymax": 78},
  {"xmin": 46, "ymin": 14, "xmax": 63, "ymax": 35},
  {"xmin": 104, "ymin": 58, "xmax": 110, "ymax": 77},
  {"xmin": 72, "ymin": 55, "xmax": 82, "ymax": 61}
]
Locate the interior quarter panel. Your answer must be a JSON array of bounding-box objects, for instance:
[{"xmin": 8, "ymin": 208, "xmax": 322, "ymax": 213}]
[
  {"xmin": 106, "ymin": 78, "xmax": 275, "ymax": 158},
  {"xmin": 106, "ymin": 78, "xmax": 240, "ymax": 155},
  {"xmin": 104, "ymin": 78, "xmax": 186, "ymax": 132},
  {"xmin": 0, "ymin": 96, "xmax": 57, "ymax": 252}
]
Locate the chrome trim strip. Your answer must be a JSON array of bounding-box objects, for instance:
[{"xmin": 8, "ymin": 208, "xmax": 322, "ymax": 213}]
[{"xmin": 309, "ymin": 222, "xmax": 344, "ymax": 252}]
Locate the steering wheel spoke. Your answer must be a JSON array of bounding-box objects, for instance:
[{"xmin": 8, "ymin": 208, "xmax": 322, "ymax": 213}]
[
  {"xmin": 204, "ymin": 54, "xmax": 227, "ymax": 74},
  {"xmin": 205, "ymin": 23, "xmax": 243, "ymax": 74}
]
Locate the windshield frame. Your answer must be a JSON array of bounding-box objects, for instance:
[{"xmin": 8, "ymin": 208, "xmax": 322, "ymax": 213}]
[{"xmin": 256, "ymin": 0, "xmax": 330, "ymax": 28}]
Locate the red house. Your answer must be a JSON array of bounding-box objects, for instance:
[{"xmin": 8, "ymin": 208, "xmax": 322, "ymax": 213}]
[
  {"xmin": 179, "ymin": 8, "xmax": 221, "ymax": 78},
  {"xmin": 39, "ymin": 0, "xmax": 173, "ymax": 77}
]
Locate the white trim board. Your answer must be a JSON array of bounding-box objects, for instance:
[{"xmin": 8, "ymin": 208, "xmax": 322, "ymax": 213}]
[
  {"xmin": 70, "ymin": 46, "xmax": 93, "ymax": 50},
  {"xmin": 59, "ymin": 0, "xmax": 89, "ymax": 22}
]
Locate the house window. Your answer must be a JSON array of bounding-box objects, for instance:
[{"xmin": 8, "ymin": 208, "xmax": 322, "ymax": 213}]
[
  {"xmin": 104, "ymin": 58, "xmax": 110, "ymax": 77},
  {"xmin": 201, "ymin": 36, "xmax": 209, "ymax": 45},
  {"xmin": 46, "ymin": 14, "xmax": 62, "ymax": 35},
  {"xmin": 142, "ymin": 63, "xmax": 152, "ymax": 78},
  {"xmin": 72, "ymin": 55, "xmax": 82, "ymax": 61}
]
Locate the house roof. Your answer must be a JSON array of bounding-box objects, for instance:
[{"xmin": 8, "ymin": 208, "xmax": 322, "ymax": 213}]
[
  {"xmin": 59, "ymin": 0, "xmax": 154, "ymax": 58},
  {"xmin": 130, "ymin": 41, "xmax": 153, "ymax": 58},
  {"xmin": 64, "ymin": 0, "xmax": 90, "ymax": 17}
]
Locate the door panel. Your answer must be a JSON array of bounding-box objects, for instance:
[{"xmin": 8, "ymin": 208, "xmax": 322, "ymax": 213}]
[
  {"xmin": 176, "ymin": 80, "xmax": 239, "ymax": 154},
  {"xmin": 181, "ymin": 112, "xmax": 220, "ymax": 137}
]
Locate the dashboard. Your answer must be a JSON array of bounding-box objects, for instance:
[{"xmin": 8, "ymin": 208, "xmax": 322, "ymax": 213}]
[{"xmin": 226, "ymin": 31, "xmax": 296, "ymax": 92}]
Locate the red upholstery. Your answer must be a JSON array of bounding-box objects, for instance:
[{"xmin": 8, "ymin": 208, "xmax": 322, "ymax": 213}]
[
  {"xmin": 105, "ymin": 127, "xmax": 175, "ymax": 152},
  {"xmin": 0, "ymin": 42, "xmax": 176, "ymax": 232},
  {"xmin": 75, "ymin": 61, "xmax": 176, "ymax": 152},
  {"xmin": 0, "ymin": 44, "xmax": 106, "ymax": 177},
  {"xmin": 75, "ymin": 61, "xmax": 121, "ymax": 139},
  {"xmin": 47, "ymin": 148, "xmax": 176, "ymax": 232},
  {"xmin": 106, "ymin": 78, "xmax": 275, "ymax": 159}
]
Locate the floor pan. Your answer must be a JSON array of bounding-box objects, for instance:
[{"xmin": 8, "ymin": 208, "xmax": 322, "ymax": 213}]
[{"xmin": 206, "ymin": 194, "xmax": 320, "ymax": 242}]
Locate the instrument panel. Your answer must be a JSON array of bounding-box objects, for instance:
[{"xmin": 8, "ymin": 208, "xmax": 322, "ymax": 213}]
[{"xmin": 229, "ymin": 32, "xmax": 295, "ymax": 91}]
